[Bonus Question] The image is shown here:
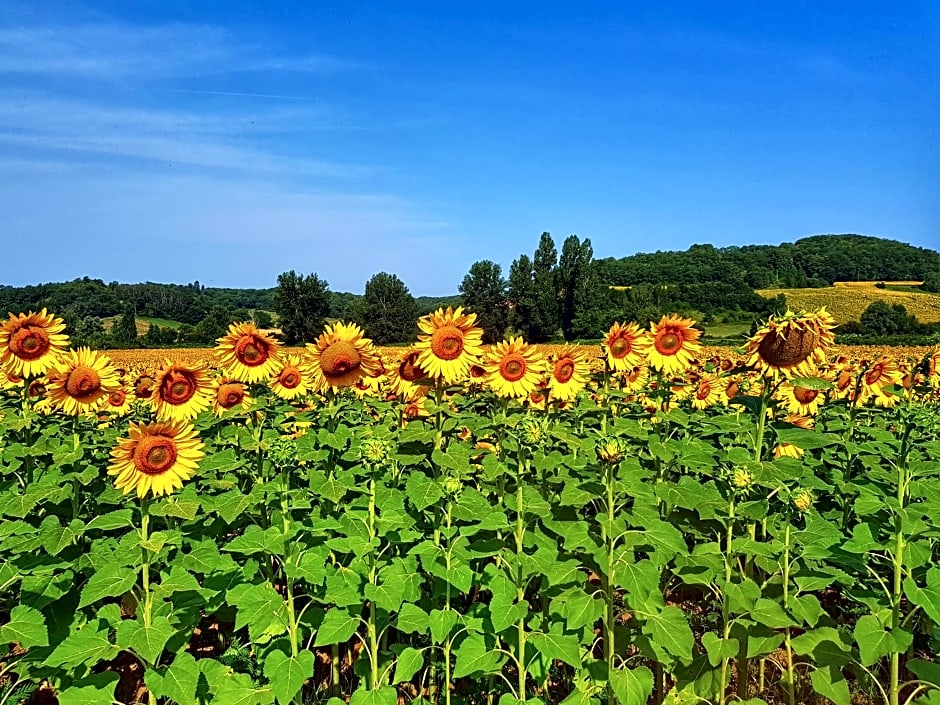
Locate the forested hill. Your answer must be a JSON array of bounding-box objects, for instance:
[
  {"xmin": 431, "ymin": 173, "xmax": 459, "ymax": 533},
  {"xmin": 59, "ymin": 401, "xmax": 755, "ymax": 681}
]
[{"xmin": 595, "ymin": 235, "xmax": 940, "ymax": 289}]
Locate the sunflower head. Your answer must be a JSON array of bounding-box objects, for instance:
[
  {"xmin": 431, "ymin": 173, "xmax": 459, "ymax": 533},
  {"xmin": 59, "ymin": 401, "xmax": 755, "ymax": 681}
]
[
  {"xmin": 548, "ymin": 346, "xmax": 589, "ymax": 401},
  {"xmin": 483, "ymin": 337, "xmax": 547, "ymax": 399},
  {"xmin": 415, "ymin": 307, "xmax": 485, "ymax": 384},
  {"xmin": 597, "ymin": 437, "xmax": 627, "ymax": 465},
  {"xmin": 647, "ymin": 315, "xmax": 702, "ymax": 375},
  {"xmin": 603, "ymin": 322, "xmax": 649, "ymax": 371},
  {"xmin": 214, "ymin": 381, "xmax": 251, "ymax": 416},
  {"xmin": 104, "ymin": 388, "xmax": 133, "ymax": 416},
  {"xmin": 270, "ymin": 354, "xmax": 313, "ymax": 400},
  {"xmin": 745, "ymin": 309, "xmax": 836, "ymax": 379},
  {"xmin": 690, "ymin": 373, "xmax": 721, "ymax": 410},
  {"xmin": 108, "ymin": 421, "xmax": 204, "ymax": 498},
  {"xmin": 0, "ymin": 309, "xmax": 70, "ymax": 378},
  {"xmin": 307, "ymin": 322, "xmax": 383, "ymax": 390},
  {"xmin": 731, "ymin": 468, "xmax": 752, "ymax": 490},
  {"xmin": 216, "ymin": 321, "xmax": 282, "ymax": 383},
  {"xmin": 152, "ymin": 359, "xmax": 215, "ymax": 422},
  {"xmin": 792, "ymin": 490, "xmax": 813, "ymax": 513},
  {"xmin": 46, "ymin": 347, "xmax": 122, "ymax": 416},
  {"xmin": 360, "ymin": 437, "xmax": 393, "ymax": 467}
]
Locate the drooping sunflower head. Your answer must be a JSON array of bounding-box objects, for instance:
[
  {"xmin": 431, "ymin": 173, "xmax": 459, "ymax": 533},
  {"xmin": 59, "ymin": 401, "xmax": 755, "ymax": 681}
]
[
  {"xmin": 214, "ymin": 380, "xmax": 252, "ymax": 416},
  {"xmin": 307, "ymin": 321, "xmax": 383, "ymax": 390},
  {"xmin": 389, "ymin": 348, "xmax": 429, "ymax": 398},
  {"xmin": 46, "ymin": 347, "xmax": 122, "ymax": 416},
  {"xmin": 270, "ymin": 354, "xmax": 314, "ymax": 400},
  {"xmin": 0, "ymin": 309, "xmax": 70, "ymax": 378},
  {"xmin": 215, "ymin": 321, "xmax": 282, "ymax": 383},
  {"xmin": 745, "ymin": 308, "xmax": 836, "ymax": 379},
  {"xmin": 108, "ymin": 421, "xmax": 204, "ymax": 498},
  {"xmin": 414, "ymin": 307, "xmax": 485, "ymax": 384},
  {"xmin": 483, "ymin": 337, "xmax": 547, "ymax": 399},
  {"xmin": 646, "ymin": 315, "xmax": 702, "ymax": 375},
  {"xmin": 133, "ymin": 373, "xmax": 156, "ymax": 399},
  {"xmin": 548, "ymin": 346, "xmax": 589, "ymax": 401},
  {"xmin": 1, "ymin": 372, "xmax": 23, "ymax": 391},
  {"xmin": 152, "ymin": 358, "xmax": 215, "ymax": 422},
  {"xmin": 856, "ymin": 356, "xmax": 902, "ymax": 407},
  {"xmin": 603, "ymin": 322, "xmax": 649, "ymax": 371}
]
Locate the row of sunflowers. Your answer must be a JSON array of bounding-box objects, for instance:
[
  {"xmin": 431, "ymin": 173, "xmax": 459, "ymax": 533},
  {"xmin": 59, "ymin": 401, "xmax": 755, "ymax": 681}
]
[{"xmin": 1, "ymin": 305, "xmax": 939, "ymax": 705}]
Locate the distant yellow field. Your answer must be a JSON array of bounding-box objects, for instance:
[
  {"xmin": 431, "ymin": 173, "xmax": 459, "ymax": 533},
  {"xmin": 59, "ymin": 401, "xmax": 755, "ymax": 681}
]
[{"xmin": 757, "ymin": 282, "xmax": 940, "ymax": 324}]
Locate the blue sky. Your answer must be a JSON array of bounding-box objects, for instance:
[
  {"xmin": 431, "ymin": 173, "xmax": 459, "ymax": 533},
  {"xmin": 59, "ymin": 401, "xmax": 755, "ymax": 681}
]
[{"xmin": 1, "ymin": 1, "xmax": 936, "ymax": 295}]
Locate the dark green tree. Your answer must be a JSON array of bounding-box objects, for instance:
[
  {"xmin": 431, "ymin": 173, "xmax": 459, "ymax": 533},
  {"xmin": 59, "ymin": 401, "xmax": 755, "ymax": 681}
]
[
  {"xmin": 860, "ymin": 300, "xmax": 918, "ymax": 335},
  {"xmin": 459, "ymin": 260, "xmax": 508, "ymax": 343},
  {"xmin": 252, "ymin": 310, "xmax": 274, "ymax": 329},
  {"xmin": 922, "ymin": 272, "xmax": 940, "ymax": 293},
  {"xmin": 192, "ymin": 306, "xmax": 235, "ymax": 345},
  {"xmin": 359, "ymin": 272, "xmax": 418, "ymax": 345},
  {"xmin": 531, "ymin": 232, "xmax": 559, "ymax": 341},
  {"xmin": 274, "ymin": 271, "xmax": 331, "ymax": 344},
  {"xmin": 508, "ymin": 254, "xmax": 537, "ymax": 339},
  {"xmin": 110, "ymin": 303, "xmax": 139, "ymax": 347},
  {"xmin": 557, "ymin": 235, "xmax": 594, "ymax": 341}
]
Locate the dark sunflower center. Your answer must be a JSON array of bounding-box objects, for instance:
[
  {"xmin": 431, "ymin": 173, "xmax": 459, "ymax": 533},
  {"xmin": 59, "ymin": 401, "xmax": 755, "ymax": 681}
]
[
  {"xmin": 10, "ymin": 326, "xmax": 51, "ymax": 360},
  {"xmin": 134, "ymin": 436, "xmax": 177, "ymax": 475},
  {"xmin": 321, "ymin": 342, "xmax": 361, "ymax": 378},
  {"xmin": 65, "ymin": 365, "xmax": 101, "ymax": 400},
  {"xmin": 217, "ymin": 383, "xmax": 244, "ymax": 408},
  {"xmin": 793, "ymin": 387, "xmax": 818, "ymax": 404},
  {"xmin": 725, "ymin": 381, "xmax": 740, "ymax": 399},
  {"xmin": 162, "ymin": 371, "xmax": 197, "ymax": 405},
  {"xmin": 28, "ymin": 380, "xmax": 46, "ymax": 397},
  {"xmin": 609, "ymin": 336, "xmax": 631, "ymax": 359},
  {"xmin": 279, "ymin": 369, "xmax": 300, "ymax": 388},
  {"xmin": 235, "ymin": 336, "xmax": 268, "ymax": 367},
  {"xmin": 865, "ymin": 365, "xmax": 884, "ymax": 385},
  {"xmin": 696, "ymin": 381, "xmax": 712, "ymax": 400},
  {"xmin": 756, "ymin": 328, "xmax": 817, "ymax": 368},
  {"xmin": 135, "ymin": 376, "xmax": 155, "ymax": 399},
  {"xmin": 554, "ymin": 359, "xmax": 575, "ymax": 383},
  {"xmin": 656, "ymin": 331, "xmax": 682, "ymax": 355},
  {"xmin": 109, "ymin": 391, "xmax": 126, "ymax": 406},
  {"xmin": 399, "ymin": 353, "xmax": 427, "ymax": 382},
  {"xmin": 430, "ymin": 325, "xmax": 464, "ymax": 361},
  {"xmin": 500, "ymin": 355, "xmax": 527, "ymax": 383}
]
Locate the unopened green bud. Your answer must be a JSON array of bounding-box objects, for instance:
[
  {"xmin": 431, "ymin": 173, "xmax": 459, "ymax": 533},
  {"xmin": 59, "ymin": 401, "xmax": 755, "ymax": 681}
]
[
  {"xmin": 517, "ymin": 418, "xmax": 545, "ymax": 446},
  {"xmin": 360, "ymin": 438, "xmax": 392, "ymax": 467},
  {"xmin": 597, "ymin": 438, "xmax": 626, "ymax": 465},
  {"xmin": 443, "ymin": 476, "xmax": 462, "ymax": 496},
  {"xmin": 792, "ymin": 490, "xmax": 813, "ymax": 513}
]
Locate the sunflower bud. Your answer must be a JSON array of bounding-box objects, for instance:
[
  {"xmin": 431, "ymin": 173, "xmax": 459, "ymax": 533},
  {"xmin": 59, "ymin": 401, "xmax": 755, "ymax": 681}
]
[
  {"xmin": 517, "ymin": 418, "xmax": 545, "ymax": 447},
  {"xmin": 731, "ymin": 468, "xmax": 752, "ymax": 490},
  {"xmin": 597, "ymin": 438, "xmax": 626, "ymax": 465},
  {"xmin": 269, "ymin": 437, "xmax": 297, "ymax": 468},
  {"xmin": 443, "ymin": 476, "xmax": 462, "ymax": 496},
  {"xmin": 792, "ymin": 490, "xmax": 813, "ymax": 513},
  {"xmin": 360, "ymin": 438, "xmax": 393, "ymax": 467}
]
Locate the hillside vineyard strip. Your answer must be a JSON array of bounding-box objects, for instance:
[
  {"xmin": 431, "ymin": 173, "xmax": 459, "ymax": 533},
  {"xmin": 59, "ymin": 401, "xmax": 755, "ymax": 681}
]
[{"xmin": 0, "ymin": 307, "xmax": 939, "ymax": 705}]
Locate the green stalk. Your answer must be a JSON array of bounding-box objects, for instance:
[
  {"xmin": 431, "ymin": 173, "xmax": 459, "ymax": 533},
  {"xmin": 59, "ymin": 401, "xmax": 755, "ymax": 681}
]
[
  {"xmin": 367, "ymin": 475, "xmax": 379, "ymax": 690},
  {"xmin": 783, "ymin": 522, "xmax": 795, "ymax": 705},
  {"xmin": 139, "ymin": 496, "xmax": 157, "ymax": 705},
  {"xmin": 602, "ymin": 460, "xmax": 617, "ymax": 704},
  {"xmin": 443, "ymin": 500, "xmax": 453, "ymax": 705},
  {"xmin": 515, "ymin": 458, "xmax": 529, "ymax": 702},
  {"xmin": 889, "ymin": 416, "xmax": 913, "ymax": 705},
  {"xmin": 718, "ymin": 497, "xmax": 735, "ymax": 705}
]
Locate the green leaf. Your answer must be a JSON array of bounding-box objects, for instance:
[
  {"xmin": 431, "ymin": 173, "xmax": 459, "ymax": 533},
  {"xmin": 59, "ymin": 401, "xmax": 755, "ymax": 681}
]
[
  {"xmin": 79, "ymin": 564, "xmax": 138, "ymax": 608},
  {"xmin": 751, "ymin": 598, "xmax": 797, "ymax": 629},
  {"xmin": 57, "ymin": 673, "xmax": 120, "ymax": 705},
  {"xmin": 701, "ymin": 633, "xmax": 738, "ymax": 667},
  {"xmin": 117, "ymin": 616, "xmax": 175, "ymax": 665},
  {"xmin": 528, "ymin": 631, "xmax": 581, "ymax": 668},
  {"xmin": 349, "ymin": 686, "xmax": 398, "ymax": 705},
  {"xmin": 810, "ymin": 665, "xmax": 850, "ymax": 705},
  {"xmin": 0, "ymin": 605, "xmax": 48, "ymax": 648},
  {"xmin": 393, "ymin": 646, "xmax": 424, "ymax": 683},
  {"xmin": 641, "ymin": 605, "xmax": 694, "ymax": 662},
  {"xmin": 406, "ymin": 473, "xmax": 443, "ymax": 511},
  {"xmin": 396, "ymin": 603, "xmax": 429, "ymax": 634},
  {"xmin": 609, "ymin": 666, "xmax": 654, "ymax": 705},
  {"xmin": 223, "ymin": 525, "xmax": 285, "ymax": 556},
  {"xmin": 791, "ymin": 627, "xmax": 852, "ymax": 666},
  {"xmin": 232, "ymin": 583, "xmax": 289, "ymax": 643},
  {"xmin": 85, "ymin": 508, "xmax": 134, "ymax": 531},
  {"xmin": 429, "ymin": 608, "xmax": 459, "ymax": 644},
  {"xmin": 314, "ymin": 609, "xmax": 359, "ymax": 647},
  {"xmin": 39, "ymin": 515, "xmax": 83, "ymax": 556},
  {"xmin": 144, "ymin": 651, "xmax": 200, "ymax": 705},
  {"xmin": 452, "ymin": 634, "xmax": 505, "ymax": 678},
  {"xmin": 264, "ymin": 649, "xmax": 314, "ymax": 705},
  {"xmin": 854, "ymin": 615, "xmax": 911, "ymax": 666},
  {"xmin": 904, "ymin": 569, "xmax": 940, "ymax": 625},
  {"xmin": 46, "ymin": 625, "xmax": 120, "ymax": 668}
]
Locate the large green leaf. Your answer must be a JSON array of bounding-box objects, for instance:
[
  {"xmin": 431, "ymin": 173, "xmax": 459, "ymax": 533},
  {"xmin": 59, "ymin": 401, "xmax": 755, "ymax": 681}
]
[
  {"xmin": 264, "ymin": 649, "xmax": 314, "ymax": 705},
  {"xmin": 528, "ymin": 631, "xmax": 581, "ymax": 668},
  {"xmin": 57, "ymin": 673, "xmax": 120, "ymax": 705},
  {"xmin": 78, "ymin": 563, "xmax": 138, "ymax": 608},
  {"xmin": 144, "ymin": 651, "xmax": 200, "ymax": 705},
  {"xmin": 313, "ymin": 609, "xmax": 359, "ymax": 647},
  {"xmin": 0, "ymin": 605, "xmax": 48, "ymax": 648},
  {"xmin": 452, "ymin": 634, "xmax": 505, "ymax": 678},
  {"xmin": 609, "ymin": 666, "xmax": 654, "ymax": 705},
  {"xmin": 116, "ymin": 616, "xmax": 174, "ymax": 665},
  {"xmin": 46, "ymin": 625, "xmax": 120, "ymax": 668}
]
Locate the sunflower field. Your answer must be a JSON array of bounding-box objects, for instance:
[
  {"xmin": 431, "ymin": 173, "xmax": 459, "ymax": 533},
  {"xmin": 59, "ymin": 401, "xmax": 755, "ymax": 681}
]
[{"xmin": 1, "ymin": 307, "xmax": 939, "ymax": 705}]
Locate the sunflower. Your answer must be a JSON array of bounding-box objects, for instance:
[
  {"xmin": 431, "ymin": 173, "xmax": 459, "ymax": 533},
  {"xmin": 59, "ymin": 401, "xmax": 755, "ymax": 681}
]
[
  {"xmin": 722, "ymin": 377, "xmax": 742, "ymax": 405},
  {"xmin": 603, "ymin": 322, "xmax": 649, "ymax": 371},
  {"xmin": 1, "ymin": 372, "xmax": 23, "ymax": 391},
  {"xmin": 108, "ymin": 421, "xmax": 204, "ymax": 498},
  {"xmin": 270, "ymin": 354, "xmax": 314, "ymax": 400},
  {"xmin": 621, "ymin": 364, "xmax": 650, "ymax": 393},
  {"xmin": 690, "ymin": 374, "xmax": 722, "ymax": 410},
  {"xmin": 389, "ymin": 348, "xmax": 430, "ymax": 399},
  {"xmin": 928, "ymin": 347, "xmax": 940, "ymax": 389},
  {"xmin": 857, "ymin": 357, "xmax": 901, "ymax": 407},
  {"xmin": 773, "ymin": 443, "xmax": 804, "ymax": 459},
  {"xmin": 401, "ymin": 395, "xmax": 429, "ymax": 424},
  {"xmin": 307, "ymin": 322, "xmax": 383, "ymax": 390},
  {"xmin": 45, "ymin": 348, "xmax": 121, "ymax": 416},
  {"xmin": 548, "ymin": 346, "xmax": 589, "ymax": 400},
  {"xmin": 133, "ymin": 373, "xmax": 156, "ymax": 400},
  {"xmin": 215, "ymin": 322, "xmax": 282, "ymax": 384},
  {"xmin": 103, "ymin": 387, "xmax": 133, "ymax": 416},
  {"xmin": 745, "ymin": 309, "xmax": 836, "ymax": 379},
  {"xmin": 483, "ymin": 337, "xmax": 547, "ymax": 399},
  {"xmin": 0, "ymin": 309, "xmax": 70, "ymax": 378},
  {"xmin": 152, "ymin": 359, "xmax": 215, "ymax": 422},
  {"xmin": 777, "ymin": 381, "xmax": 824, "ymax": 416},
  {"xmin": 414, "ymin": 307, "xmax": 484, "ymax": 384},
  {"xmin": 214, "ymin": 381, "xmax": 252, "ymax": 416},
  {"xmin": 646, "ymin": 315, "xmax": 701, "ymax": 376}
]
